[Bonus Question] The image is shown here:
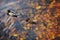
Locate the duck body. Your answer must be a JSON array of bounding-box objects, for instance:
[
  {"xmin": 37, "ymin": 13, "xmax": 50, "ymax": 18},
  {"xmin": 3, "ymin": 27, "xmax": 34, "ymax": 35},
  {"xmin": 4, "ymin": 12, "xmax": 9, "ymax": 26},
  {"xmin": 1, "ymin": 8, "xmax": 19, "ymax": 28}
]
[{"xmin": 7, "ymin": 10, "xmax": 17, "ymax": 17}]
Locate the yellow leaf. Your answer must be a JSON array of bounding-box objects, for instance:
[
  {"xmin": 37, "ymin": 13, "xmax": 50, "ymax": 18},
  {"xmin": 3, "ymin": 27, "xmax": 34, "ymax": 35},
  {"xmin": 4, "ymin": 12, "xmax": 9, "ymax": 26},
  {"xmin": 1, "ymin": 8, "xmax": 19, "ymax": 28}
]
[
  {"xmin": 23, "ymin": 27, "xmax": 27, "ymax": 30},
  {"xmin": 36, "ymin": 6, "xmax": 41, "ymax": 10},
  {"xmin": 13, "ymin": 33, "xmax": 18, "ymax": 37},
  {"xmin": 20, "ymin": 38, "xmax": 24, "ymax": 40},
  {"xmin": 51, "ymin": 34, "xmax": 55, "ymax": 39},
  {"xmin": 35, "ymin": 27, "xmax": 38, "ymax": 30}
]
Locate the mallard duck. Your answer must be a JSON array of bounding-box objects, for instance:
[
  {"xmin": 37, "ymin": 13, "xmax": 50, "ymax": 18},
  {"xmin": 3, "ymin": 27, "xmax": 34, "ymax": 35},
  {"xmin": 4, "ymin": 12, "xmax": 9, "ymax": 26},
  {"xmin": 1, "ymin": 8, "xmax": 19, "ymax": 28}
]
[{"xmin": 7, "ymin": 10, "xmax": 17, "ymax": 17}]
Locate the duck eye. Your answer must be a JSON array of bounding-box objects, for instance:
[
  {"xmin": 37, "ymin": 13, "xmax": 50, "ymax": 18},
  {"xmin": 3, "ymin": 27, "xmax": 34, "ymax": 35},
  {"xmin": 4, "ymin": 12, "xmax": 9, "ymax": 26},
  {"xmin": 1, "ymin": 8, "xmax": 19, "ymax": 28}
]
[{"xmin": 7, "ymin": 10, "xmax": 10, "ymax": 12}]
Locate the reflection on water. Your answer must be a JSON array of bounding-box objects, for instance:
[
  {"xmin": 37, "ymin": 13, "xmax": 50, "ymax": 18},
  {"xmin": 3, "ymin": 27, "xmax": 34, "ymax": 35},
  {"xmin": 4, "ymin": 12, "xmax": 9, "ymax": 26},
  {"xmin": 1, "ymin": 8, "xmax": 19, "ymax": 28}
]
[{"xmin": 0, "ymin": 0, "xmax": 60, "ymax": 40}]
